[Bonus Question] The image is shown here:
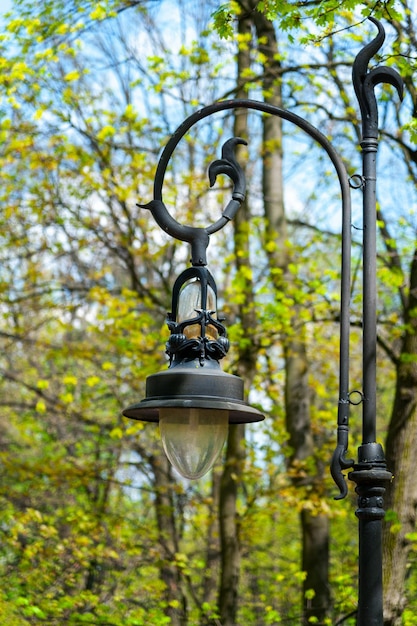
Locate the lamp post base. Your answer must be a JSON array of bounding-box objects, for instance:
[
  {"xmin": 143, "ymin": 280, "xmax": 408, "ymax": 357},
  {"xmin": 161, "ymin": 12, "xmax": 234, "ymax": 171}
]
[{"xmin": 349, "ymin": 443, "xmax": 393, "ymax": 626}]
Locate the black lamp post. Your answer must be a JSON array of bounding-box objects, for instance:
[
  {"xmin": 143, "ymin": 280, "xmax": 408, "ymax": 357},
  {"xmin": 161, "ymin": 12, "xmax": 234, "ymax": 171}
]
[{"xmin": 123, "ymin": 18, "xmax": 403, "ymax": 625}]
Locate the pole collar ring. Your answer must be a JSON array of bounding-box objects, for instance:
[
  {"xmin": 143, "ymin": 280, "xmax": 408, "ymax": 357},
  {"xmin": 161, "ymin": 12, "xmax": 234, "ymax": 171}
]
[
  {"xmin": 348, "ymin": 390, "xmax": 364, "ymax": 405},
  {"xmin": 349, "ymin": 174, "xmax": 365, "ymax": 189}
]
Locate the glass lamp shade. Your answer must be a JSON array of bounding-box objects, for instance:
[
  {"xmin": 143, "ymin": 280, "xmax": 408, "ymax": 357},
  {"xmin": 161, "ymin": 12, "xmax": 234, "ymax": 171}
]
[
  {"xmin": 177, "ymin": 280, "xmax": 218, "ymax": 340},
  {"xmin": 159, "ymin": 407, "xmax": 228, "ymax": 479}
]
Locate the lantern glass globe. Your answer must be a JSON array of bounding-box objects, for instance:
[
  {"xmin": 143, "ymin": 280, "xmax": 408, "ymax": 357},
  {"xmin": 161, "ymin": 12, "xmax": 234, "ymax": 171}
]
[{"xmin": 159, "ymin": 407, "xmax": 228, "ymax": 479}]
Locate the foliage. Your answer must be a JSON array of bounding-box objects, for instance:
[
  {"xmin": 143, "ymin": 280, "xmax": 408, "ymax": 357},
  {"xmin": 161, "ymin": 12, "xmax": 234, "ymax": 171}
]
[
  {"xmin": 211, "ymin": 0, "xmax": 403, "ymax": 41},
  {"xmin": 0, "ymin": 0, "xmax": 416, "ymax": 624}
]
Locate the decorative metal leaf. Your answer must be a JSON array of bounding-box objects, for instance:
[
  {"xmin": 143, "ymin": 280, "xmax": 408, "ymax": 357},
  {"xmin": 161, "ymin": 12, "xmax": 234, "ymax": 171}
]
[{"xmin": 353, "ymin": 17, "xmax": 403, "ymax": 138}]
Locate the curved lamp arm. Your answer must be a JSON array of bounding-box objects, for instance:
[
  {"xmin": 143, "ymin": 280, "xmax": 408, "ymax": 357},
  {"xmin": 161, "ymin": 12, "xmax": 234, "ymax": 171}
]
[{"xmin": 137, "ymin": 98, "xmax": 354, "ymax": 498}]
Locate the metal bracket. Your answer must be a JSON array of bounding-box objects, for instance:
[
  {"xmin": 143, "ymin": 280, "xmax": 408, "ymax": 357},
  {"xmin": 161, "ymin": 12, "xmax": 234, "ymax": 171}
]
[{"xmin": 137, "ymin": 137, "xmax": 247, "ymax": 266}]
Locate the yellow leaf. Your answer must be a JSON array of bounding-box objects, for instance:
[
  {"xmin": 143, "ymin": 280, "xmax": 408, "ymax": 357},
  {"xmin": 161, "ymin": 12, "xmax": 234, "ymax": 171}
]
[
  {"xmin": 86, "ymin": 376, "xmax": 100, "ymax": 387},
  {"xmin": 56, "ymin": 23, "xmax": 69, "ymax": 35},
  {"xmin": 60, "ymin": 392, "xmax": 74, "ymax": 404},
  {"xmin": 35, "ymin": 400, "xmax": 46, "ymax": 413},
  {"xmin": 97, "ymin": 125, "xmax": 116, "ymax": 141},
  {"xmin": 90, "ymin": 5, "xmax": 107, "ymax": 20},
  {"xmin": 64, "ymin": 70, "xmax": 80, "ymax": 82},
  {"xmin": 123, "ymin": 104, "xmax": 136, "ymax": 121},
  {"xmin": 110, "ymin": 427, "xmax": 124, "ymax": 440},
  {"xmin": 63, "ymin": 375, "xmax": 77, "ymax": 386},
  {"xmin": 125, "ymin": 422, "xmax": 144, "ymax": 435},
  {"xmin": 169, "ymin": 600, "xmax": 181, "ymax": 609}
]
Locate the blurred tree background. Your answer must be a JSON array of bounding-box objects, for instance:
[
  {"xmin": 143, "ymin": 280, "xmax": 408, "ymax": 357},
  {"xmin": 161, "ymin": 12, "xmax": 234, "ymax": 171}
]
[{"xmin": 0, "ymin": 0, "xmax": 416, "ymax": 624}]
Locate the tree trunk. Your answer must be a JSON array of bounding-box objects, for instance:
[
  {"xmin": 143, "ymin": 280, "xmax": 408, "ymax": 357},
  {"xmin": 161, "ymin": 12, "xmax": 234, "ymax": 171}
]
[
  {"xmin": 218, "ymin": 9, "xmax": 255, "ymax": 626},
  {"xmin": 151, "ymin": 454, "xmax": 187, "ymax": 626},
  {"xmin": 219, "ymin": 424, "xmax": 246, "ymax": 626},
  {"xmin": 202, "ymin": 469, "xmax": 221, "ymax": 623},
  {"xmin": 253, "ymin": 10, "xmax": 332, "ymax": 624},
  {"xmin": 301, "ymin": 510, "xmax": 331, "ymax": 624},
  {"xmin": 285, "ymin": 338, "xmax": 331, "ymax": 624},
  {"xmin": 383, "ymin": 250, "xmax": 417, "ymax": 626}
]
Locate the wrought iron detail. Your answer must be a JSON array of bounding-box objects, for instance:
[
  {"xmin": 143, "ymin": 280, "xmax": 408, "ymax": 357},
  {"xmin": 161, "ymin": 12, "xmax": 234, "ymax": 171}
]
[
  {"xmin": 331, "ymin": 428, "xmax": 355, "ymax": 500},
  {"xmin": 348, "ymin": 390, "xmax": 364, "ymax": 405},
  {"xmin": 351, "ymin": 457, "xmax": 392, "ymax": 521},
  {"xmin": 349, "ymin": 174, "xmax": 365, "ymax": 189},
  {"xmin": 166, "ymin": 266, "xmax": 230, "ymax": 366},
  {"xmin": 137, "ymin": 137, "xmax": 247, "ymax": 267},
  {"xmin": 166, "ymin": 308, "xmax": 230, "ymax": 365},
  {"xmin": 352, "ymin": 17, "xmax": 403, "ymax": 139},
  {"xmin": 208, "ymin": 137, "xmax": 247, "ymax": 211}
]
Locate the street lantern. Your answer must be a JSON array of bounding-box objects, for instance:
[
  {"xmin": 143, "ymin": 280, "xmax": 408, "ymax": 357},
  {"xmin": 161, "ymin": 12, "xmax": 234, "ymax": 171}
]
[
  {"xmin": 123, "ymin": 18, "xmax": 403, "ymax": 625},
  {"xmin": 123, "ymin": 138, "xmax": 265, "ymax": 479}
]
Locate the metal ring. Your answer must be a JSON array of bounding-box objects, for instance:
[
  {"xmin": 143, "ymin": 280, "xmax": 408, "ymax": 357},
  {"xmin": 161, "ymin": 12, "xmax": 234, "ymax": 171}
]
[
  {"xmin": 348, "ymin": 390, "xmax": 364, "ymax": 405},
  {"xmin": 349, "ymin": 174, "xmax": 365, "ymax": 189}
]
